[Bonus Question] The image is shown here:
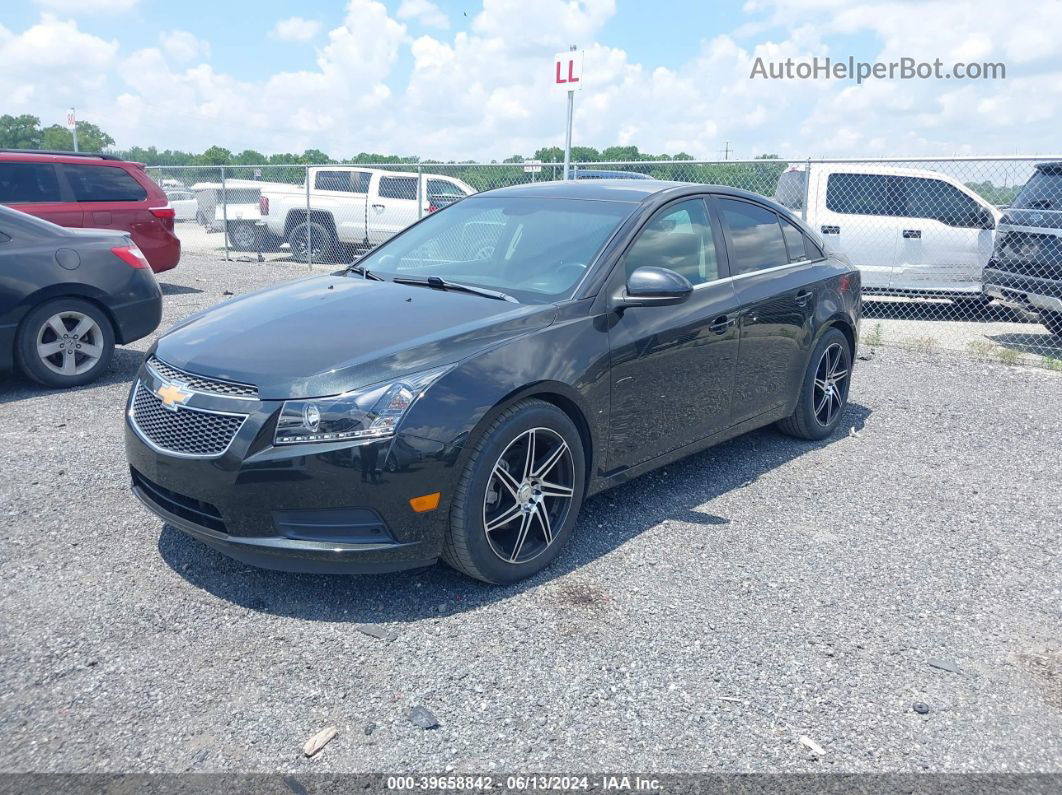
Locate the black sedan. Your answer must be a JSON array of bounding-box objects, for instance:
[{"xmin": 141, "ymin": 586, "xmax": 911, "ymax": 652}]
[
  {"xmin": 125, "ymin": 180, "xmax": 860, "ymax": 583},
  {"xmin": 0, "ymin": 205, "xmax": 162, "ymax": 388}
]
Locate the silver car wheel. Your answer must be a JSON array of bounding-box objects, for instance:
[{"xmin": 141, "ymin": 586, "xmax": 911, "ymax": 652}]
[
  {"xmin": 35, "ymin": 311, "xmax": 105, "ymax": 377},
  {"xmin": 482, "ymin": 427, "xmax": 575, "ymax": 565}
]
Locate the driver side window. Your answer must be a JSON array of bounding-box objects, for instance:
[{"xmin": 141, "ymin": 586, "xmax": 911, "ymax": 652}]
[{"xmin": 624, "ymin": 199, "xmax": 719, "ymax": 286}]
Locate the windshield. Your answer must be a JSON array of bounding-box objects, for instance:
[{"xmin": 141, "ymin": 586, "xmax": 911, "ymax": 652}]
[
  {"xmin": 1013, "ymin": 168, "xmax": 1062, "ymax": 210},
  {"xmin": 353, "ymin": 196, "xmax": 635, "ymax": 303}
]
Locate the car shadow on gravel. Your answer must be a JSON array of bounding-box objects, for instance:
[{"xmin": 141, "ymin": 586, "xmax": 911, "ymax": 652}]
[
  {"xmin": 159, "ymin": 282, "xmax": 204, "ymax": 296},
  {"xmin": 158, "ymin": 402, "xmax": 871, "ymax": 625},
  {"xmin": 0, "ymin": 347, "xmax": 144, "ymax": 405}
]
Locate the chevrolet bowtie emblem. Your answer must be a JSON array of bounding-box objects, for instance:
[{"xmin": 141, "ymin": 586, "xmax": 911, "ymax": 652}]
[{"xmin": 156, "ymin": 382, "xmax": 193, "ymax": 410}]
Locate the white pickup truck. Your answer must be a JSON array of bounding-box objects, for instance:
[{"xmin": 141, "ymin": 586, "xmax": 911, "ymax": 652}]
[
  {"xmin": 260, "ymin": 166, "xmax": 474, "ymax": 261},
  {"xmin": 774, "ymin": 164, "xmax": 1000, "ymax": 304}
]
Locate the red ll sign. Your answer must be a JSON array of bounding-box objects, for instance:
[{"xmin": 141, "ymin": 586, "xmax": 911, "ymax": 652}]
[{"xmin": 553, "ymin": 50, "xmax": 584, "ymax": 92}]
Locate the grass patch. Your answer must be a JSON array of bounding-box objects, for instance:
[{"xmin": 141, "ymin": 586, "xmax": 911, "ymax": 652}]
[
  {"xmin": 904, "ymin": 335, "xmax": 937, "ymax": 355},
  {"xmin": 862, "ymin": 322, "xmax": 884, "ymax": 348},
  {"xmin": 996, "ymin": 347, "xmax": 1023, "ymax": 366}
]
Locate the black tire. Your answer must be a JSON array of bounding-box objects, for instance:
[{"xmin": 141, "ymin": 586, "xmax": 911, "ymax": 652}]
[
  {"xmin": 288, "ymin": 220, "xmax": 336, "ymax": 263},
  {"xmin": 776, "ymin": 327, "xmax": 852, "ymax": 441},
  {"xmin": 441, "ymin": 399, "xmax": 586, "ymax": 584},
  {"xmin": 16, "ymin": 298, "xmax": 115, "ymax": 388},
  {"xmin": 228, "ymin": 221, "xmax": 260, "ymax": 251},
  {"xmin": 1041, "ymin": 311, "xmax": 1062, "ymax": 339}
]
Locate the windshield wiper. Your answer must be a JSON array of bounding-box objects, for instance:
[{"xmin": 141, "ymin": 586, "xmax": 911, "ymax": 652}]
[
  {"xmin": 344, "ymin": 262, "xmax": 384, "ymax": 280},
  {"xmin": 392, "ymin": 275, "xmax": 518, "ymax": 303}
]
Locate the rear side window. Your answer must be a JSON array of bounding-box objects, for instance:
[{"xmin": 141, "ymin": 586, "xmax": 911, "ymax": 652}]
[
  {"xmin": 315, "ymin": 170, "xmax": 370, "ymax": 193},
  {"xmin": 379, "ymin": 177, "xmax": 418, "ymax": 200},
  {"xmin": 0, "ymin": 163, "xmax": 62, "ymax": 203},
  {"xmin": 64, "ymin": 164, "xmax": 148, "ymax": 202},
  {"xmin": 780, "ymin": 217, "xmax": 807, "ymax": 262},
  {"xmin": 825, "ymin": 173, "xmax": 892, "ymax": 216},
  {"xmin": 717, "ymin": 198, "xmax": 789, "ymax": 275}
]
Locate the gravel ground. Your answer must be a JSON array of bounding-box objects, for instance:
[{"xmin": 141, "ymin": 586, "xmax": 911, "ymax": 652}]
[{"xmin": 1, "ymin": 249, "xmax": 1060, "ymax": 774}]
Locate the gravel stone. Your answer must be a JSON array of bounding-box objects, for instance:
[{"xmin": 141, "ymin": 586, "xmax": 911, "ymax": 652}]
[{"xmin": 0, "ymin": 249, "xmax": 1060, "ymax": 773}]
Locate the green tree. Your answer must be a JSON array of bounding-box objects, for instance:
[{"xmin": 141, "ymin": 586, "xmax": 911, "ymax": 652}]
[
  {"xmin": 0, "ymin": 114, "xmax": 42, "ymax": 149},
  {"xmin": 533, "ymin": 146, "xmax": 564, "ymax": 163},
  {"xmin": 40, "ymin": 121, "xmax": 114, "ymax": 152},
  {"xmin": 570, "ymin": 146, "xmax": 601, "ymax": 162},
  {"xmin": 600, "ymin": 145, "xmax": 642, "ymax": 162},
  {"xmin": 299, "ymin": 148, "xmax": 331, "ymax": 164},
  {"xmin": 196, "ymin": 146, "xmax": 233, "ymax": 165},
  {"xmin": 234, "ymin": 149, "xmax": 267, "ymax": 165}
]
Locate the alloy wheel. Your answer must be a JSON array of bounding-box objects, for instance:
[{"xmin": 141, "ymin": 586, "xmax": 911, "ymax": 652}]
[
  {"xmin": 813, "ymin": 342, "xmax": 849, "ymax": 426},
  {"xmin": 482, "ymin": 427, "xmax": 575, "ymax": 565},
  {"xmin": 35, "ymin": 311, "xmax": 105, "ymax": 377}
]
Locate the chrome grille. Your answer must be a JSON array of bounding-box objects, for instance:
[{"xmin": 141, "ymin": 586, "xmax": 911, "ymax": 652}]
[
  {"xmin": 130, "ymin": 384, "xmax": 247, "ymax": 457},
  {"xmin": 146, "ymin": 356, "xmax": 258, "ymax": 398}
]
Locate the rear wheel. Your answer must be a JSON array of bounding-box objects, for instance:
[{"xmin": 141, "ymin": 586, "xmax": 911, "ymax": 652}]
[
  {"xmin": 776, "ymin": 327, "xmax": 852, "ymax": 441},
  {"xmin": 288, "ymin": 220, "xmax": 335, "ymax": 263},
  {"xmin": 442, "ymin": 399, "xmax": 586, "ymax": 584},
  {"xmin": 228, "ymin": 221, "xmax": 260, "ymax": 251},
  {"xmin": 16, "ymin": 298, "xmax": 114, "ymax": 388},
  {"xmin": 1041, "ymin": 311, "xmax": 1062, "ymax": 339}
]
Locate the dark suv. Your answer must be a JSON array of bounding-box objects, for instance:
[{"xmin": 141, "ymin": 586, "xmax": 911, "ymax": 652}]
[
  {"xmin": 0, "ymin": 150, "xmax": 180, "ymax": 273},
  {"xmin": 983, "ymin": 161, "xmax": 1062, "ymax": 338}
]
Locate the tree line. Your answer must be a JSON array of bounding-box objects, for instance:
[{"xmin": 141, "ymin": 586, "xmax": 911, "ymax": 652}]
[{"xmin": 0, "ymin": 114, "xmax": 1024, "ymax": 205}]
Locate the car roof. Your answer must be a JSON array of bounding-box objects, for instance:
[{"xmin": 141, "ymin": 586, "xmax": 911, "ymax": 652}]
[
  {"xmin": 474, "ymin": 178, "xmax": 780, "ymax": 205},
  {"xmin": 0, "ymin": 149, "xmax": 135, "ymax": 166}
]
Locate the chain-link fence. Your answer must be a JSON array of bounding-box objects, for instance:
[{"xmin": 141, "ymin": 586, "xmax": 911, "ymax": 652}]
[{"xmin": 147, "ymin": 156, "xmax": 1062, "ymax": 366}]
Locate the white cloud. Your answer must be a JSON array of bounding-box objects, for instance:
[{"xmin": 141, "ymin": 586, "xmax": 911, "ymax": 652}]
[
  {"xmin": 159, "ymin": 30, "xmax": 209, "ymax": 63},
  {"xmin": 35, "ymin": 0, "xmax": 138, "ymax": 11},
  {"xmin": 3, "ymin": 1, "xmax": 1061, "ymax": 161},
  {"xmin": 397, "ymin": 0, "xmax": 450, "ymax": 30},
  {"xmin": 270, "ymin": 17, "xmax": 323, "ymax": 43}
]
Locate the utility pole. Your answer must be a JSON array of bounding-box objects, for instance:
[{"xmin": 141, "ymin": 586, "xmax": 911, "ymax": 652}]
[
  {"xmin": 562, "ymin": 44, "xmax": 576, "ymax": 181},
  {"xmin": 722, "ymin": 141, "xmax": 730, "ymax": 161}
]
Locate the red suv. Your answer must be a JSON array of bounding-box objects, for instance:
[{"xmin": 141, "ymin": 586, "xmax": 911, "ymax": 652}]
[{"xmin": 0, "ymin": 150, "xmax": 180, "ymax": 273}]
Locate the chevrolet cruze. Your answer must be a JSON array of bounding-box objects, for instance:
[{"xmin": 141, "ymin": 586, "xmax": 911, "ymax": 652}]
[{"xmin": 125, "ymin": 180, "xmax": 861, "ymax": 584}]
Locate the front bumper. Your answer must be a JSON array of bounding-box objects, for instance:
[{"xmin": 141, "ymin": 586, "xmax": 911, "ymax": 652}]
[{"xmin": 125, "ymin": 369, "xmax": 462, "ymax": 574}]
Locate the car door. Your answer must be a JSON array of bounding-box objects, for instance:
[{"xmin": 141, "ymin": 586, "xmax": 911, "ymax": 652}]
[
  {"xmin": 816, "ymin": 171, "xmax": 899, "ymax": 290},
  {"xmin": 714, "ymin": 196, "xmax": 818, "ymax": 425},
  {"xmin": 59, "ymin": 163, "xmax": 148, "ymax": 232},
  {"xmin": 606, "ymin": 197, "xmax": 741, "ymax": 469},
  {"xmin": 892, "ymin": 176, "xmax": 996, "ymax": 294},
  {"xmin": 313, "ymin": 169, "xmax": 370, "ymax": 244},
  {"xmin": 369, "ymin": 174, "xmax": 420, "ymax": 245},
  {"xmin": 0, "ymin": 162, "xmax": 83, "ymax": 228}
]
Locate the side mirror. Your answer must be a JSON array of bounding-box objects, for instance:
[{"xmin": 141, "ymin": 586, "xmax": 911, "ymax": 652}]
[{"xmin": 611, "ymin": 266, "xmax": 693, "ymax": 310}]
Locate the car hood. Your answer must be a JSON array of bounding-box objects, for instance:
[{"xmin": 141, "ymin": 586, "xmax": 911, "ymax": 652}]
[{"xmin": 155, "ymin": 275, "xmax": 557, "ymax": 399}]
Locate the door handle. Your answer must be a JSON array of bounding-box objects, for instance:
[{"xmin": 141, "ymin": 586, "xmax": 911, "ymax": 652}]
[
  {"xmin": 371, "ymin": 204, "xmax": 385, "ymax": 211},
  {"xmin": 709, "ymin": 316, "xmax": 733, "ymax": 335},
  {"xmin": 821, "ymin": 225, "xmax": 840, "ymax": 235},
  {"xmin": 795, "ymin": 289, "xmax": 812, "ymax": 306},
  {"xmin": 902, "ymin": 229, "xmax": 921, "ymax": 238}
]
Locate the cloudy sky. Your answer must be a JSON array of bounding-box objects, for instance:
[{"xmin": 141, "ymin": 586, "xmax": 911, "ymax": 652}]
[{"xmin": 1, "ymin": 0, "xmax": 1059, "ymax": 160}]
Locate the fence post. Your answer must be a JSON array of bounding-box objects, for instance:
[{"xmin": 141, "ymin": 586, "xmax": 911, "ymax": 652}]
[
  {"xmin": 417, "ymin": 164, "xmax": 423, "ymax": 220},
  {"xmin": 802, "ymin": 157, "xmax": 811, "ymax": 222},
  {"xmin": 305, "ymin": 165, "xmax": 312, "ymax": 269},
  {"xmin": 221, "ymin": 166, "xmax": 229, "ymax": 262}
]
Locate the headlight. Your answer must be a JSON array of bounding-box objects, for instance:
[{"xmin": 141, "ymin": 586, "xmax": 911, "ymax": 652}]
[{"xmin": 274, "ymin": 365, "xmax": 451, "ymax": 445}]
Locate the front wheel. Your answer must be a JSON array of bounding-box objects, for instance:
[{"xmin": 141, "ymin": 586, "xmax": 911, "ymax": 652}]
[
  {"xmin": 16, "ymin": 298, "xmax": 115, "ymax": 388},
  {"xmin": 776, "ymin": 327, "xmax": 852, "ymax": 441},
  {"xmin": 442, "ymin": 399, "xmax": 586, "ymax": 584}
]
